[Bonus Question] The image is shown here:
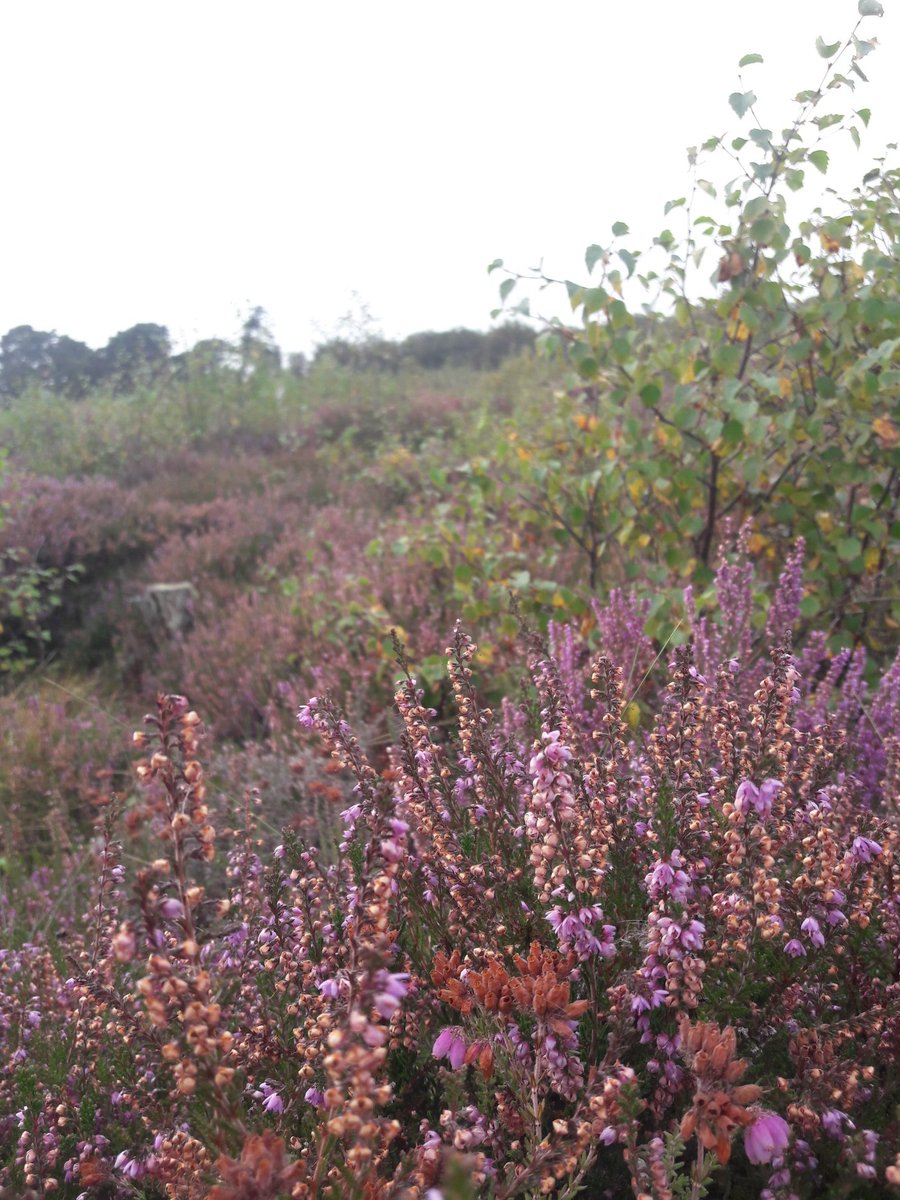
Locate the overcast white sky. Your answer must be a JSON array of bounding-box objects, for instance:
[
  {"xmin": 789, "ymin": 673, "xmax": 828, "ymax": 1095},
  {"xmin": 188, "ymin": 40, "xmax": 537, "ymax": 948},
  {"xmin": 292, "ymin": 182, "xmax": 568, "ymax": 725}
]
[{"xmin": 0, "ymin": 1, "xmax": 895, "ymax": 356}]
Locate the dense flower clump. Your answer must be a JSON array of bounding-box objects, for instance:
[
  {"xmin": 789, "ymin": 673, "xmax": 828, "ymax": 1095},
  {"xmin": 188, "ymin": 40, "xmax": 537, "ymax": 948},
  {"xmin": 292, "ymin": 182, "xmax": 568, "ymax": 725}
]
[{"xmin": 0, "ymin": 570, "xmax": 897, "ymax": 1198}]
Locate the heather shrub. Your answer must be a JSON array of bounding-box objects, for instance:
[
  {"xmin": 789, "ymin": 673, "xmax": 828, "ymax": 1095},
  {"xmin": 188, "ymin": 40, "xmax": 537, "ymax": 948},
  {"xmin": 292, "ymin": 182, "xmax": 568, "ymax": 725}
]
[
  {"xmin": 1, "ymin": 615, "xmax": 896, "ymax": 1198},
  {"xmin": 0, "ymin": 682, "xmax": 125, "ymax": 860}
]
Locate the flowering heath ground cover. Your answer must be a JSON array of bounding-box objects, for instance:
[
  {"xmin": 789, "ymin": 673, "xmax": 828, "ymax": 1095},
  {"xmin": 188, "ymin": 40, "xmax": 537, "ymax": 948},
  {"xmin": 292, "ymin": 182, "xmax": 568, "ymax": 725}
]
[{"xmin": 0, "ymin": 548, "xmax": 897, "ymax": 1197}]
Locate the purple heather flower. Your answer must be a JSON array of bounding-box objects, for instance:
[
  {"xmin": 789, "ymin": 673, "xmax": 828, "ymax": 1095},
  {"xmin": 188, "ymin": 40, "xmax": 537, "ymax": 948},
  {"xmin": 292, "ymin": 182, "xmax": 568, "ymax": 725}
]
[
  {"xmin": 784, "ymin": 939, "xmax": 806, "ymax": 958},
  {"xmin": 157, "ymin": 897, "xmax": 185, "ymax": 920},
  {"xmin": 433, "ymin": 1026, "xmax": 467, "ymax": 1070},
  {"xmin": 744, "ymin": 1112, "xmax": 791, "ymax": 1164},
  {"xmin": 372, "ymin": 970, "xmax": 409, "ymax": 1019},
  {"xmin": 801, "ymin": 916, "xmax": 825, "ymax": 947},
  {"xmin": 317, "ymin": 977, "xmax": 342, "ymax": 999},
  {"xmin": 304, "ymin": 1087, "xmax": 325, "ymax": 1108},
  {"xmin": 821, "ymin": 1109, "xmax": 852, "ymax": 1139},
  {"xmin": 851, "ymin": 836, "xmax": 882, "ymax": 863},
  {"xmin": 735, "ymin": 778, "xmax": 782, "ymax": 820},
  {"xmin": 297, "ymin": 699, "xmax": 318, "ymax": 727},
  {"xmin": 114, "ymin": 1152, "xmax": 145, "ymax": 1180}
]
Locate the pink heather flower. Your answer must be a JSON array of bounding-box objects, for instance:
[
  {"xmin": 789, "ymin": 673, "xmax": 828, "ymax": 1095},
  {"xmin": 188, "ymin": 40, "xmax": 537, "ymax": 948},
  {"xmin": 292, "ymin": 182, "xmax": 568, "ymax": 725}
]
[
  {"xmin": 646, "ymin": 850, "xmax": 692, "ymax": 903},
  {"xmin": 297, "ymin": 698, "xmax": 318, "ymax": 727},
  {"xmin": 744, "ymin": 1111, "xmax": 791, "ymax": 1164},
  {"xmin": 433, "ymin": 1026, "xmax": 467, "ymax": 1070},
  {"xmin": 784, "ymin": 939, "xmax": 807, "ymax": 958},
  {"xmin": 157, "ymin": 897, "xmax": 185, "ymax": 920}
]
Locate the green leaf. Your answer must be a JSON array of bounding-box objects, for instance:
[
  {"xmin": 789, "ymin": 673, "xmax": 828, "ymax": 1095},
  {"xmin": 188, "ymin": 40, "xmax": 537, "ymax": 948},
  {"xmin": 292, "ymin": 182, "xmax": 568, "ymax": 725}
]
[
  {"xmin": 664, "ymin": 197, "xmax": 686, "ymax": 215},
  {"xmin": 721, "ymin": 418, "xmax": 744, "ymax": 446},
  {"xmin": 857, "ymin": 107, "xmax": 871, "ymax": 126},
  {"xmin": 583, "ymin": 287, "xmax": 609, "ymax": 316},
  {"xmin": 696, "ymin": 179, "xmax": 716, "ymax": 197},
  {"xmin": 619, "ymin": 248, "xmax": 637, "ymax": 277},
  {"xmin": 837, "ymin": 536, "xmax": 862, "ymax": 562},
  {"xmin": 739, "ymin": 52, "xmax": 764, "ymax": 67},
  {"xmin": 749, "ymin": 127, "xmax": 773, "ymax": 147},
  {"xmin": 585, "ymin": 244, "xmax": 605, "ymax": 273},
  {"xmin": 858, "ymin": 0, "xmax": 884, "ymax": 15},
  {"xmin": 785, "ymin": 168, "xmax": 805, "ymax": 191},
  {"xmin": 816, "ymin": 35, "xmax": 842, "ymax": 58},
  {"xmin": 487, "ymin": 258, "xmax": 504, "ymax": 274},
  {"xmin": 750, "ymin": 217, "xmax": 776, "ymax": 244},
  {"xmin": 808, "ymin": 149, "xmax": 830, "ymax": 174},
  {"xmin": 611, "ymin": 221, "xmax": 629, "ymax": 237},
  {"xmin": 640, "ymin": 383, "xmax": 661, "ymax": 407},
  {"xmin": 712, "ymin": 343, "xmax": 742, "ymax": 375},
  {"xmin": 499, "ymin": 278, "xmax": 516, "ymax": 302},
  {"xmin": 729, "ymin": 90, "xmax": 757, "ymax": 118}
]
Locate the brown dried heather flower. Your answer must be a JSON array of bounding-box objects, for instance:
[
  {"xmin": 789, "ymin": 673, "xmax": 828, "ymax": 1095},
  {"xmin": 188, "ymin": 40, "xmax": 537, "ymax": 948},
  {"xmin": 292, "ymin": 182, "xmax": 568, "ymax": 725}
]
[
  {"xmin": 207, "ymin": 1130, "xmax": 305, "ymax": 1200},
  {"xmin": 742, "ymin": 643, "xmax": 800, "ymax": 782},
  {"xmin": 678, "ymin": 1017, "xmax": 763, "ymax": 1165},
  {"xmin": 152, "ymin": 1130, "xmax": 214, "ymax": 1199}
]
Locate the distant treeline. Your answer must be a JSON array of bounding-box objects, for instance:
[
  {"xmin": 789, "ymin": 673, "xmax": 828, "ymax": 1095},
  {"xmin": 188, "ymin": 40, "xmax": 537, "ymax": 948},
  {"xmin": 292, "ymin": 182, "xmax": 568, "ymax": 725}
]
[{"xmin": 0, "ymin": 313, "xmax": 536, "ymax": 401}]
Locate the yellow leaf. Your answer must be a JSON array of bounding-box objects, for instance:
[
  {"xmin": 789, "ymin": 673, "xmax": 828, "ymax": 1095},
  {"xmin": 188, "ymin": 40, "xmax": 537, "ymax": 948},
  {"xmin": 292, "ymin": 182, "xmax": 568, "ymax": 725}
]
[
  {"xmin": 819, "ymin": 230, "xmax": 841, "ymax": 254},
  {"xmin": 517, "ymin": 447, "xmax": 532, "ymax": 461},
  {"xmin": 873, "ymin": 417, "xmax": 899, "ymax": 447},
  {"xmin": 511, "ymin": 531, "xmax": 521, "ymax": 552},
  {"xmin": 864, "ymin": 546, "xmax": 880, "ymax": 573},
  {"xmin": 606, "ymin": 447, "xmax": 616, "ymax": 461},
  {"xmin": 779, "ymin": 376, "xmax": 792, "ymax": 398},
  {"xmin": 625, "ymin": 702, "xmax": 641, "ymax": 729},
  {"xmin": 727, "ymin": 319, "xmax": 750, "ymax": 341},
  {"xmin": 552, "ymin": 592, "xmax": 567, "ymax": 608},
  {"xmin": 680, "ymin": 361, "xmax": 696, "ymax": 384},
  {"xmin": 474, "ymin": 645, "xmax": 494, "ymax": 666},
  {"xmin": 748, "ymin": 533, "xmax": 768, "ymax": 555}
]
